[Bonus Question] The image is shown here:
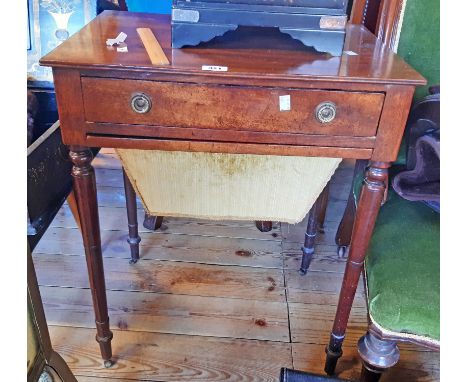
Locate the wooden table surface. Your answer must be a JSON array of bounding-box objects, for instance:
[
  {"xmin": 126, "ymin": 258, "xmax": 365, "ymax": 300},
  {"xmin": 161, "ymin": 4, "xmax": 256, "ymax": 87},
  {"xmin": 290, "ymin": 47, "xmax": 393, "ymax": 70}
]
[{"xmin": 40, "ymin": 10, "xmax": 426, "ymax": 375}]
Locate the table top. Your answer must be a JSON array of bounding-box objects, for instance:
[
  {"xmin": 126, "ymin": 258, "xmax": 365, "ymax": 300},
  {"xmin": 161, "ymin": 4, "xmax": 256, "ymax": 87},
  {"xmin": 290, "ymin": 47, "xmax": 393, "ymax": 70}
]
[{"xmin": 40, "ymin": 11, "xmax": 425, "ymax": 86}]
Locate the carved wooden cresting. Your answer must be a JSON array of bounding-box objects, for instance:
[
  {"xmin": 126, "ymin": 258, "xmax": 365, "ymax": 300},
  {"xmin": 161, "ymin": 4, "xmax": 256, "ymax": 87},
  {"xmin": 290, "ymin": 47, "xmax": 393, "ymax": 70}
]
[{"xmin": 172, "ymin": 0, "xmax": 349, "ymax": 55}]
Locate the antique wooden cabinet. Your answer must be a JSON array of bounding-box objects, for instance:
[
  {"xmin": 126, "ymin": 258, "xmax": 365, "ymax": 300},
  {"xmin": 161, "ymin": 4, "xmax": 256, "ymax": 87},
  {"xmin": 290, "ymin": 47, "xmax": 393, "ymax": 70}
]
[{"xmin": 172, "ymin": 0, "xmax": 349, "ymax": 55}]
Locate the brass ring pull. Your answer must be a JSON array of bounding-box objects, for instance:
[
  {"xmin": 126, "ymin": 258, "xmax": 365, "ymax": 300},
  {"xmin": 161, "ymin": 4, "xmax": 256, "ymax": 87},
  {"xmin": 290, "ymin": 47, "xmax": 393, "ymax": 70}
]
[
  {"xmin": 130, "ymin": 93, "xmax": 152, "ymax": 114},
  {"xmin": 315, "ymin": 101, "xmax": 337, "ymax": 124}
]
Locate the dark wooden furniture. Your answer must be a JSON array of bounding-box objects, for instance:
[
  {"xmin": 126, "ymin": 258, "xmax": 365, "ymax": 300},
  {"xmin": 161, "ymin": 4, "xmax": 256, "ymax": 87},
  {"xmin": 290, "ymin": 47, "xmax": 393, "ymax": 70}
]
[
  {"xmin": 28, "ymin": 245, "xmax": 77, "ymax": 382},
  {"xmin": 332, "ymin": 0, "xmax": 407, "ymax": 257},
  {"xmin": 40, "ymin": 11, "xmax": 424, "ymax": 373},
  {"xmin": 171, "ymin": 0, "xmax": 349, "ymax": 56}
]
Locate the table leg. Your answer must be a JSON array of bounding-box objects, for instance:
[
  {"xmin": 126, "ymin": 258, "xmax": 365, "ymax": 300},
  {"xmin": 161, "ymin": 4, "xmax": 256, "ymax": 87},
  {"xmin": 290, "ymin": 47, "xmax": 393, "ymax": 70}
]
[
  {"xmin": 299, "ymin": 188, "xmax": 327, "ymax": 275},
  {"xmin": 69, "ymin": 146, "xmax": 113, "ymax": 367},
  {"xmin": 325, "ymin": 162, "xmax": 389, "ymax": 375},
  {"xmin": 317, "ymin": 183, "xmax": 330, "ymax": 234},
  {"xmin": 255, "ymin": 221, "xmax": 273, "ymax": 232},
  {"xmin": 143, "ymin": 213, "xmax": 164, "ymax": 231},
  {"xmin": 123, "ymin": 169, "xmax": 141, "ymax": 264},
  {"xmin": 335, "ymin": 159, "xmax": 368, "ymax": 257}
]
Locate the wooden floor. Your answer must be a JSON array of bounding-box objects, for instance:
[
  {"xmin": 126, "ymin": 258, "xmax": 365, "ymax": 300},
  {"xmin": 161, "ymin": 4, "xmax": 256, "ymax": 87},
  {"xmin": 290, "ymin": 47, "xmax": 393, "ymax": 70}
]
[{"xmin": 33, "ymin": 149, "xmax": 440, "ymax": 382}]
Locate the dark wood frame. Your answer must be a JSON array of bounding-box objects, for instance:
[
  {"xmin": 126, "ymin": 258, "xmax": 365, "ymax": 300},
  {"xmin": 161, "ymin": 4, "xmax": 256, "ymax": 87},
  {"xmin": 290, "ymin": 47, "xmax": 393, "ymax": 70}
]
[{"xmin": 28, "ymin": 245, "xmax": 77, "ymax": 382}]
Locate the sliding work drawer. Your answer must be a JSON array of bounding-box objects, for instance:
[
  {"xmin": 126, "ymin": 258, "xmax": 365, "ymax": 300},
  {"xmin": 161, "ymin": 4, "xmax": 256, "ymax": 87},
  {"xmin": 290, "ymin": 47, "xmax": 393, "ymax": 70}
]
[{"xmin": 81, "ymin": 77, "xmax": 384, "ymax": 137}]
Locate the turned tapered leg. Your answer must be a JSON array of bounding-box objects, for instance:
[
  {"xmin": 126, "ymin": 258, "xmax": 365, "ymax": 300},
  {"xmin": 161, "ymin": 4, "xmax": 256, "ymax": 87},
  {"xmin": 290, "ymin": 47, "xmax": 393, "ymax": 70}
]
[
  {"xmin": 123, "ymin": 169, "xmax": 141, "ymax": 264},
  {"xmin": 143, "ymin": 213, "xmax": 164, "ymax": 231},
  {"xmin": 299, "ymin": 188, "xmax": 328, "ymax": 275},
  {"xmin": 335, "ymin": 160, "xmax": 368, "ymax": 257},
  {"xmin": 325, "ymin": 162, "xmax": 389, "ymax": 375},
  {"xmin": 317, "ymin": 183, "xmax": 330, "ymax": 234},
  {"xmin": 69, "ymin": 146, "xmax": 113, "ymax": 367},
  {"xmin": 358, "ymin": 332, "xmax": 400, "ymax": 382},
  {"xmin": 255, "ymin": 221, "xmax": 273, "ymax": 232}
]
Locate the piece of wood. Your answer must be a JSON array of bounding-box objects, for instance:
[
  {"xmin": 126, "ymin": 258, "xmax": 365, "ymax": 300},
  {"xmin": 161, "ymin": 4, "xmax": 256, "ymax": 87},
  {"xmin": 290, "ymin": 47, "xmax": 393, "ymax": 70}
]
[
  {"xmin": 136, "ymin": 27, "xmax": 170, "ymax": 66},
  {"xmin": 325, "ymin": 163, "xmax": 389, "ymax": 375},
  {"xmin": 122, "ymin": 169, "xmax": 141, "ymax": 263},
  {"xmin": 34, "ymin": 253, "xmax": 286, "ymax": 302},
  {"xmin": 82, "ymin": 77, "xmax": 384, "ymax": 137},
  {"xmin": 289, "ymin": 302, "xmax": 368, "ymax": 345},
  {"xmin": 28, "ymin": 246, "xmax": 78, "ymax": 382},
  {"xmin": 69, "ymin": 146, "xmax": 113, "ymax": 367},
  {"xmin": 285, "ymin": 268, "xmax": 367, "ymax": 307},
  {"xmin": 35, "ymin": 226, "xmax": 284, "ymax": 269},
  {"xmin": 41, "ymin": 286, "xmax": 289, "ymax": 342},
  {"xmin": 49, "ymin": 326, "xmax": 293, "ymax": 381},
  {"xmin": 66, "ymin": 190, "xmax": 82, "ymax": 232}
]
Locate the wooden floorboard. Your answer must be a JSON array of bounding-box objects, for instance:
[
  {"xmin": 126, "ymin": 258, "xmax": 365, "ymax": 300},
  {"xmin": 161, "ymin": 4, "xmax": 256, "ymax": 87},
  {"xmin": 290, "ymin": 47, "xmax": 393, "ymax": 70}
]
[
  {"xmin": 41, "ymin": 286, "xmax": 290, "ymax": 342},
  {"xmin": 50, "ymin": 326, "xmax": 292, "ymax": 381},
  {"xmin": 36, "ymin": 227, "xmax": 283, "ymax": 268},
  {"xmin": 33, "ymin": 151, "xmax": 439, "ymax": 382}
]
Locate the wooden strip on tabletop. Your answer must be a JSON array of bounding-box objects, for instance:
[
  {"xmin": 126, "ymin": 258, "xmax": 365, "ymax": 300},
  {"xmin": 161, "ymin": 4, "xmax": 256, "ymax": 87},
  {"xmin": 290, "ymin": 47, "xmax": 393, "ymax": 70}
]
[
  {"xmin": 35, "ymin": 227, "xmax": 283, "ymax": 269},
  {"xmin": 51, "ymin": 204, "xmax": 281, "ymax": 241},
  {"xmin": 34, "ymin": 254, "xmax": 285, "ymax": 302},
  {"xmin": 41, "ymin": 286, "xmax": 289, "ymax": 342},
  {"xmin": 50, "ymin": 326, "xmax": 292, "ymax": 381},
  {"xmin": 137, "ymin": 27, "xmax": 170, "ymax": 65}
]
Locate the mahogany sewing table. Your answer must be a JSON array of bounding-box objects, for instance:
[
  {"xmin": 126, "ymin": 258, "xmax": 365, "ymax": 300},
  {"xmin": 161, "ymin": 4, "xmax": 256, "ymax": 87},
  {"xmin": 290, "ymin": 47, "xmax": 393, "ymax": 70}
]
[{"xmin": 40, "ymin": 11, "xmax": 425, "ymax": 374}]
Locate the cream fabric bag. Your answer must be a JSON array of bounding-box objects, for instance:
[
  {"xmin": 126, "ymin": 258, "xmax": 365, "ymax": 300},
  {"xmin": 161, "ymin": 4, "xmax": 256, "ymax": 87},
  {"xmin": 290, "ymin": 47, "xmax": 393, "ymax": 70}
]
[{"xmin": 118, "ymin": 150, "xmax": 341, "ymax": 224}]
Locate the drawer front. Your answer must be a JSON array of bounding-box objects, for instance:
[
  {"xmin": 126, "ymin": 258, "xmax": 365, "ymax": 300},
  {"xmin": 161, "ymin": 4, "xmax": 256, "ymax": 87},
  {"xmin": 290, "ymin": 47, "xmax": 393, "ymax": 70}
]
[{"xmin": 82, "ymin": 77, "xmax": 384, "ymax": 137}]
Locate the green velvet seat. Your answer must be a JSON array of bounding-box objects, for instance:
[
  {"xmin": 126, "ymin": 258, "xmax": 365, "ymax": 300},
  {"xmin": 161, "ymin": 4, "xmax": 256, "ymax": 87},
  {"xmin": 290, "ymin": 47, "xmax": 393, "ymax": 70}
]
[{"xmin": 365, "ymin": 189, "xmax": 440, "ymax": 342}]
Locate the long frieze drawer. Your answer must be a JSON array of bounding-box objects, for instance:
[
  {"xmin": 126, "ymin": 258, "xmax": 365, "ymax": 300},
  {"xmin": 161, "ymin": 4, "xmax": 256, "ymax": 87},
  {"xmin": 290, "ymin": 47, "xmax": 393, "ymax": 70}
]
[{"xmin": 81, "ymin": 77, "xmax": 384, "ymax": 137}]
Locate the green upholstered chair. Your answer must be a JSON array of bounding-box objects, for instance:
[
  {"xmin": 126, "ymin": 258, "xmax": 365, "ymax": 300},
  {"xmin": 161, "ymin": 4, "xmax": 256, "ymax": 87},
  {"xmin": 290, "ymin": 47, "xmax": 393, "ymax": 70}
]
[{"xmin": 357, "ymin": 189, "xmax": 439, "ymax": 381}]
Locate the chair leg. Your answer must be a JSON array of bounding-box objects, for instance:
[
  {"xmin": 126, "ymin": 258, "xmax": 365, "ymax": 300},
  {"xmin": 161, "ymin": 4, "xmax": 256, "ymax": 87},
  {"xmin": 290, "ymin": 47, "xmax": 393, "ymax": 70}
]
[
  {"xmin": 358, "ymin": 331, "xmax": 400, "ymax": 382},
  {"xmin": 143, "ymin": 213, "xmax": 164, "ymax": 231},
  {"xmin": 299, "ymin": 191, "xmax": 326, "ymax": 275},
  {"xmin": 123, "ymin": 169, "xmax": 141, "ymax": 264},
  {"xmin": 335, "ymin": 160, "xmax": 368, "ymax": 257},
  {"xmin": 255, "ymin": 221, "xmax": 273, "ymax": 232}
]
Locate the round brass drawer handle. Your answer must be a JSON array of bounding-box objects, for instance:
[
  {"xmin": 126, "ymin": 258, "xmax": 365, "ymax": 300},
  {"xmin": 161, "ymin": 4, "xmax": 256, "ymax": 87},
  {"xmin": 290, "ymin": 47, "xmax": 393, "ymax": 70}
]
[
  {"xmin": 315, "ymin": 101, "xmax": 337, "ymax": 124},
  {"xmin": 130, "ymin": 93, "xmax": 152, "ymax": 114}
]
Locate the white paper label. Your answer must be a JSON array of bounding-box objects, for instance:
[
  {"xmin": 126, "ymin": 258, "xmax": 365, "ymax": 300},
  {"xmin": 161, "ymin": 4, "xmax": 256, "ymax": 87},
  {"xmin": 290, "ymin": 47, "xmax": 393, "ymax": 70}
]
[
  {"xmin": 279, "ymin": 95, "xmax": 291, "ymax": 111},
  {"xmin": 343, "ymin": 50, "xmax": 358, "ymax": 56},
  {"xmin": 202, "ymin": 65, "xmax": 228, "ymax": 72}
]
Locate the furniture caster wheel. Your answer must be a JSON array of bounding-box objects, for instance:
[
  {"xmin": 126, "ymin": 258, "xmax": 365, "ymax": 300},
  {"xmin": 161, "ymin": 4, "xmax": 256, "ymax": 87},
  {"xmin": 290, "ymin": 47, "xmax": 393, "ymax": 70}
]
[
  {"xmin": 104, "ymin": 360, "xmax": 114, "ymax": 368},
  {"xmin": 337, "ymin": 246, "xmax": 347, "ymax": 258},
  {"xmin": 129, "ymin": 258, "xmax": 138, "ymax": 265}
]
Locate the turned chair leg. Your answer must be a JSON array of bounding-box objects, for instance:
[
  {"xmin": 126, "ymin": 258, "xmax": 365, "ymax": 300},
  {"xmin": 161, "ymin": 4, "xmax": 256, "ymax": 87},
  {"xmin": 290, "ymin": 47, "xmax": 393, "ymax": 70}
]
[
  {"xmin": 335, "ymin": 160, "xmax": 368, "ymax": 257},
  {"xmin": 123, "ymin": 169, "xmax": 141, "ymax": 264},
  {"xmin": 143, "ymin": 213, "xmax": 164, "ymax": 231},
  {"xmin": 255, "ymin": 221, "xmax": 273, "ymax": 232},
  {"xmin": 299, "ymin": 188, "xmax": 328, "ymax": 275},
  {"xmin": 358, "ymin": 332, "xmax": 400, "ymax": 382}
]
